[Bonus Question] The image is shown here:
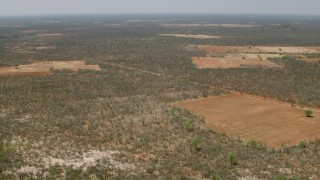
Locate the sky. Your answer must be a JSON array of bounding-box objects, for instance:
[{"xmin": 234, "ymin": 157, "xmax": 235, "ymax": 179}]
[{"xmin": 0, "ymin": 0, "xmax": 320, "ymax": 16}]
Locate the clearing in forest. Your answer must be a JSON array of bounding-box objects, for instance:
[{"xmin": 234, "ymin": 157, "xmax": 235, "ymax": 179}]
[
  {"xmin": 195, "ymin": 45, "xmax": 320, "ymax": 54},
  {"xmin": 162, "ymin": 24, "xmax": 260, "ymax": 28},
  {"xmin": 176, "ymin": 93, "xmax": 320, "ymax": 148},
  {"xmin": 159, "ymin": 34, "xmax": 220, "ymax": 39},
  {"xmin": 190, "ymin": 45, "xmax": 320, "ymax": 68},
  {"xmin": 192, "ymin": 56, "xmax": 281, "ymax": 69},
  {"xmin": 0, "ymin": 60, "xmax": 101, "ymax": 77},
  {"xmin": 36, "ymin": 33, "xmax": 64, "ymax": 37}
]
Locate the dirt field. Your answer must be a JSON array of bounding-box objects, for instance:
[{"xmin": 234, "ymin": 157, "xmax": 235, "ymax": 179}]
[
  {"xmin": 208, "ymin": 53, "xmax": 282, "ymax": 60},
  {"xmin": 162, "ymin": 24, "xmax": 260, "ymax": 28},
  {"xmin": 159, "ymin": 34, "xmax": 220, "ymax": 39},
  {"xmin": 196, "ymin": 45, "xmax": 320, "ymax": 54},
  {"xmin": 21, "ymin": 30, "xmax": 38, "ymax": 33},
  {"xmin": 36, "ymin": 33, "xmax": 64, "ymax": 37},
  {"xmin": 34, "ymin": 46, "xmax": 56, "ymax": 50},
  {"xmin": 193, "ymin": 56, "xmax": 282, "ymax": 69},
  {"xmin": 176, "ymin": 93, "xmax": 320, "ymax": 148},
  {"xmin": 0, "ymin": 60, "xmax": 101, "ymax": 77}
]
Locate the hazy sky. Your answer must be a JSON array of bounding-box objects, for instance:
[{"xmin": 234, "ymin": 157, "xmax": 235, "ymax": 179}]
[{"xmin": 1, "ymin": 0, "xmax": 320, "ymax": 16}]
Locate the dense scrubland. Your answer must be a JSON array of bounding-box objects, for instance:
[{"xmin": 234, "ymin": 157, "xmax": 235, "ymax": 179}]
[{"xmin": 1, "ymin": 15, "xmax": 320, "ymax": 179}]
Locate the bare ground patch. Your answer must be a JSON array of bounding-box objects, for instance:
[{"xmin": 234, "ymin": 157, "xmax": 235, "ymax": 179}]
[
  {"xmin": 0, "ymin": 60, "xmax": 101, "ymax": 77},
  {"xmin": 159, "ymin": 34, "xmax": 220, "ymax": 39},
  {"xmin": 196, "ymin": 45, "xmax": 320, "ymax": 54},
  {"xmin": 21, "ymin": 30, "xmax": 38, "ymax": 34},
  {"xmin": 36, "ymin": 33, "xmax": 64, "ymax": 37},
  {"xmin": 191, "ymin": 45, "xmax": 320, "ymax": 65},
  {"xmin": 176, "ymin": 93, "xmax": 320, "ymax": 148},
  {"xmin": 162, "ymin": 24, "xmax": 261, "ymax": 28},
  {"xmin": 192, "ymin": 55, "xmax": 282, "ymax": 69},
  {"xmin": 34, "ymin": 46, "xmax": 56, "ymax": 50}
]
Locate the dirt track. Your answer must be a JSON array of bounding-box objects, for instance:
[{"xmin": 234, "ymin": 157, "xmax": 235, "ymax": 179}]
[{"xmin": 176, "ymin": 93, "xmax": 320, "ymax": 148}]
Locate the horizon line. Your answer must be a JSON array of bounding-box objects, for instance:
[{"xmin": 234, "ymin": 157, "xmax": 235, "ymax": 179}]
[{"xmin": 1, "ymin": 12, "xmax": 320, "ymax": 18}]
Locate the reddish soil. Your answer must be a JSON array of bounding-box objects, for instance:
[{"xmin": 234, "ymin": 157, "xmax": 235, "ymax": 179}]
[
  {"xmin": 176, "ymin": 93, "xmax": 320, "ymax": 148},
  {"xmin": 0, "ymin": 60, "xmax": 101, "ymax": 77}
]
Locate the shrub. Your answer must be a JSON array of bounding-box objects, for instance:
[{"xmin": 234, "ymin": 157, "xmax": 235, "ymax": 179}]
[
  {"xmin": 191, "ymin": 137, "xmax": 201, "ymax": 151},
  {"xmin": 248, "ymin": 140, "xmax": 257, "ymax": 147},
  {"xmin": 0, "ymin": 144, "xmax": 10, "ymax": 163},
  {"xmin": 170, "ymin": 107, "xmax": 177, "ymax": 116},
  {"xmin": 299, "ymin": 140, "xmax": 306, "ymax": 148},
  {"xmin": 202, "ymin": 90, "xmax": 208, "ymax": 98},
  {"xmin": 183, "ymin": 118, "xmax": 194, "ymax": 131},
  {"xmin": 305, "ymin": 109, "xmax": 313, "ymax": 117},
  {"xmin": 227, "ymin": 152, "xmax": 237, "ymax": 166}
]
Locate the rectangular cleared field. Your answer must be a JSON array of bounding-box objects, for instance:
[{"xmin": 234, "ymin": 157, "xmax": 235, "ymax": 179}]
[
  {"xmin": 192, "ymin": 56, "xmax": 282, "ymax": 69},
  {"xmin": 162, "ymin": 24, "xmax": 261, "ymax": 28},
  {"xmin": 159, "ymin": 34, "xmax": 220, "ymax": 39},
  {"xmin": 0, "ymin": 60, "xmax": 101, "ymax": 77},
  {"xmin": 176, "ymin": 93, "xmax": 320, "ymax": 148},
  {"xmin": 196, "ymin": 45, "xmax": 320, "ymax": 54}
]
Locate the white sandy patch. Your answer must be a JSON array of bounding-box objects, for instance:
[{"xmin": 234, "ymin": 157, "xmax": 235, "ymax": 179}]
[
  {"xmin": 43, "ymin": 150, "xmax": 135, "ymax": 171},
  {"xmin": 17, "ymin": 166, "xmax": 39, "ymax": 175}
]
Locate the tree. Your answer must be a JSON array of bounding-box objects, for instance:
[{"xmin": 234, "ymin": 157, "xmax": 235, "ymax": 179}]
[
  {"xmin": 227, "ymin": 152, "xmax": 237, "ymax": 166},
  {"xmin": 305, "ymin": 109, "xmax": 313, "ymax": 117}
]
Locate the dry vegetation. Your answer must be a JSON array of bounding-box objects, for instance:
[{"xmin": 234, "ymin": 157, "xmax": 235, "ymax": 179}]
[{"xmin": 1, "ymin": 15, "xmax": 320, "ymax": 179}]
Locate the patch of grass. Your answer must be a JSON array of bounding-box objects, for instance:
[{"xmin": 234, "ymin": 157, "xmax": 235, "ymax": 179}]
[
  {"xmin": 248, "ymin": 140, "xmax": 257, "ymax": 147},
  {"xmin": 0, "ymin": 144, "xmax": 12, "ymax": 163},
  {"xmin": 274, "ymin": 174, "xmax": 288, "ymax": 180}
]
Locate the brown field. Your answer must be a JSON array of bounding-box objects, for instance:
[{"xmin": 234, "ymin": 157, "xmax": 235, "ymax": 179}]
[
  {"xmin": 0, "ymin": 60, "xmax": 101, "ymax": 77},
  {"xmin": 162, "ymin": 24, "xmax": 260, "ymax": 28},
  {"xmin": 196, "ymin": 45, "xmax": 320, "ymax": 54},
  {"xmin": 193, "ymin": 56, "xmax": 282, "ymax": 69},
  {"xmin": 159, "ymin": 34, "xmax": 220, "ymax": 39},
  {"xmin": 176, "ymin": 93, "xmax": 320, "ymax": 148}
]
